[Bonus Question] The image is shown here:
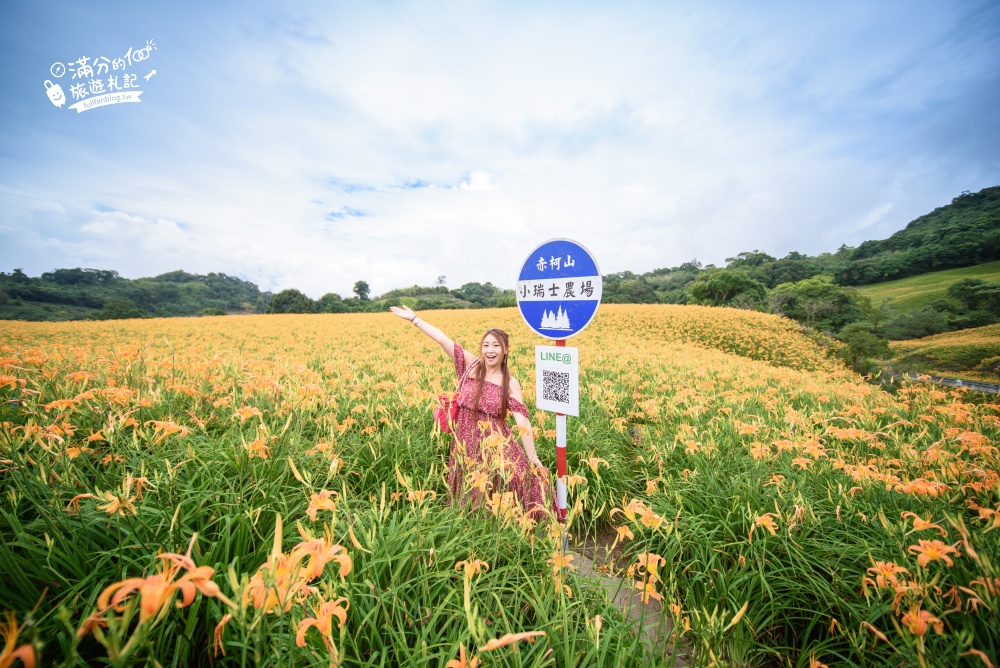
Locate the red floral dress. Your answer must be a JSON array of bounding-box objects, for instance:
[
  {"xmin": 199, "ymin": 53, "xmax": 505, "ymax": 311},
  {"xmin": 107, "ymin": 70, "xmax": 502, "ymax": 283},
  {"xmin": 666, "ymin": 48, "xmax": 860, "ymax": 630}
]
[{"xmin": 446, "ymin": 343, "xmax": 550, "ymax": 520}]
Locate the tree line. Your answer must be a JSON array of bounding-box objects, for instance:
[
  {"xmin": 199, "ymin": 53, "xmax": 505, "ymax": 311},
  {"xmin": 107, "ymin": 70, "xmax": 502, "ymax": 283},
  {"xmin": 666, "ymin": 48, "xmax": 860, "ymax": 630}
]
[
  {"xmin": 0, "ymin": 268, "xmax": 269, "ymax": 321},
  {"xmin": 265, "ymin": 279, "xmax": 515, "ymax": 314}
]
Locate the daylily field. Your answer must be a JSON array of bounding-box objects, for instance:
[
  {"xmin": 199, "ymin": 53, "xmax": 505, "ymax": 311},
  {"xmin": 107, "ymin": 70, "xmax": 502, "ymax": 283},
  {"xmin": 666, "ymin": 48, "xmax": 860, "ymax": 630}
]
[{"xmin": 0, "ymin": 304, "xmax": 997, "ymax": 667}]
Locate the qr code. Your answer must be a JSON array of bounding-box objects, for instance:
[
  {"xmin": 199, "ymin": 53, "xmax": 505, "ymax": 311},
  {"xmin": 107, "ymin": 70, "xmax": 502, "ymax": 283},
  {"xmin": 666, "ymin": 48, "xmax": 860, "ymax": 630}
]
[{"xmin": 542, "ymin": 370, "xmax": 570, "ymax": 404}]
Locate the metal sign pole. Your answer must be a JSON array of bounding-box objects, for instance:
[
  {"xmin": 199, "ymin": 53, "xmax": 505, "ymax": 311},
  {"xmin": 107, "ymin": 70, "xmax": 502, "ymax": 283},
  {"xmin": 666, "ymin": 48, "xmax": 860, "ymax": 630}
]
[{"xmin": 554, "ymin": 338, "xmax": 568, "ymax": 523}]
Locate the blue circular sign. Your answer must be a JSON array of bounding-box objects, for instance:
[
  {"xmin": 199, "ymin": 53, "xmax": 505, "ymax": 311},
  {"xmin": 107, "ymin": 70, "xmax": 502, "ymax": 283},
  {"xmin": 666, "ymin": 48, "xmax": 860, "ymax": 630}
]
[{"xmin": 516, "ymin": 238, "xmax": 602, "ymax": 340}]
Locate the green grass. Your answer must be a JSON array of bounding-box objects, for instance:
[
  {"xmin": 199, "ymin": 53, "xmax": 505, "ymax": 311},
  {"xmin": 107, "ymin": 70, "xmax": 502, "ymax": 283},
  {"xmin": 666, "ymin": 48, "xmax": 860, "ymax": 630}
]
[{"xmin": 856, "ymin": 261, "xmax": 1000, "ymax": 310}]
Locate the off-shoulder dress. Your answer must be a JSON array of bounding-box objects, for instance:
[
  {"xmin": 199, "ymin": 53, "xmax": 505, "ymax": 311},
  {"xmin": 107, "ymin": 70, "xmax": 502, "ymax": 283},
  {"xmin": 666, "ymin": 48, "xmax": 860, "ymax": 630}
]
[{"xmin": 446, "ymin": 343, "xmax": 550, "ymax": 519}]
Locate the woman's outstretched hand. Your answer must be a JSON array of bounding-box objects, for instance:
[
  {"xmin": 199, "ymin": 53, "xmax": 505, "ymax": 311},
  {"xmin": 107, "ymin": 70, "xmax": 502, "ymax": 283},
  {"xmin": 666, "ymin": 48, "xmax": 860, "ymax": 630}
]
[{"xmin": 389, "ymin": 305, "xmax": 416, "ymax": 321}]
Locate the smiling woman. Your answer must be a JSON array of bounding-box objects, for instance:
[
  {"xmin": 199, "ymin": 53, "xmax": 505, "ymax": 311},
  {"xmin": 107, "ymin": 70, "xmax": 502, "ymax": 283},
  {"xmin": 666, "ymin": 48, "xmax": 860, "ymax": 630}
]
[{"xmin": 389, "ymin": 305, "xmax": 551, "ymax": 520}]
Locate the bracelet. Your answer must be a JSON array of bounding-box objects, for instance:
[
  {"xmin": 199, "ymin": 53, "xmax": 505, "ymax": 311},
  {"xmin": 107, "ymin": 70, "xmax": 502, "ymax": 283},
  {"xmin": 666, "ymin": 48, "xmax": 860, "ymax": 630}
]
[{"xmin": 410, "ymin": 315, "xmax": 416, "ymax": 322}]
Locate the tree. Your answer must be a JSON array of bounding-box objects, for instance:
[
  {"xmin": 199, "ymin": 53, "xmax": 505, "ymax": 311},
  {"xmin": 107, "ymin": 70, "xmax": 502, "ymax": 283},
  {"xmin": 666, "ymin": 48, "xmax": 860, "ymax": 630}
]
[
  {"xmin": 353, "ymin": 281, "xmax": 370, "ymax": 301},
  {"xmin": 436, "ymin": 276, "xmax": 447, "ymax": 287},
  {"xmin": 836, "ymin": 322, "xmax": 890, "ymax": 376},
  {"xmin": 317, "ymin": 293, "xmax": 346, "ymax": 313},
  {"xmin": 267, "ymin": 289, "xmax": 317, "ymax": 314},
  {"xmin": 725, "ymin": 250, "xmax": 776, "ymax": 268},
  {"xmin": 92, "ymin": 297, "xmax": 146, "ymax": 320},
  {"xmin": 768, "ymin": 277, "xmax": 874, "ymax": 332},
  {"xmin": 687, "ymin": 270, "xmax": 767, "ymax": 307}
]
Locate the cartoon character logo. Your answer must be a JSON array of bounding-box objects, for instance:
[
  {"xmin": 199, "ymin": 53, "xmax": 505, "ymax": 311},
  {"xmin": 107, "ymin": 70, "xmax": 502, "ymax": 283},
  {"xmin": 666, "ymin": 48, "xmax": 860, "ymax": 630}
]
[{"xmin": 44, "ymin": 80, "xmax": 66, "ymax": 108}]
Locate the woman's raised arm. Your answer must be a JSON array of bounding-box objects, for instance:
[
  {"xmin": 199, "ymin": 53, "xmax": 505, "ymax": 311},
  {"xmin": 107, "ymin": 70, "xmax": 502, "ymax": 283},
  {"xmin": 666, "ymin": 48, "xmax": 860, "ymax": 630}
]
[{"xmin": 390, "ymin": 305, "xmax": 466, "ymax": 363}]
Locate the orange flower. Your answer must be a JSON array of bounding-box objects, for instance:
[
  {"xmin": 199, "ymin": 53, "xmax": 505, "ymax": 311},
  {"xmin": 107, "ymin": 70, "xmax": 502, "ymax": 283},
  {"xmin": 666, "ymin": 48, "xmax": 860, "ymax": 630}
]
[
  {"xmin": 0, "ymin": 611, "xmax": 35, "ymax": 668},
  {"xmin": 547, "ymin": 551, "xmax": 575, "ymax": 576},
  {"xmin": 480, "ymin": 630, "xmax": 545, "ymax": 652},
  {"xmin": 295, "ymin": 597, "xmax": 350, "ymax": 651},
  {"xmin": 864, "ymin": 561, "xmax": 908, "ymax": 589},
  {"xmin": 233, "ymin": 406, "xmax": 262, "ymax": 423},
  {"xmin": 213, "ymin": 613, "xmax": 232, "ymax": 657},
  {"xmin": 245, "ymin": 553, "xmax": 315, "ymax": 613},
  {"xmin": 977, "ymin": 507, "xmax": 1000, "ymax": 532},
  {"xmin": 445, "ymin": 643, "xmax": 481, "ymax": 668},
  {"xmin": 97, "ymin": 490, "xmax": 137, "ymax": 516},
  {"xmin": 291, "ymin": 537, "xmax": 353, "ymax": 580},
  {"xmin": 610, "ymin": 497, "xmax": 646, "ymax": 523},
  {"xmin": 900, "ymin": 605, "xmax": 943, "ymax": 637},
  {"xmin": 908, "ymin": 539, "xmax": 960, "ymax": 568},
  {"xmin": 611, "ymin": 524, "xmax": 634, "ymax": 550},
  {"xmin": 146, "ymin": 420, "xmax": 190, "ymax": 438},
  {"xmin": 406, "ymin": 489, "xmax": 437, "ymax": 503},
  {"xmin": 900, "ymin": 511, "xmax": 947, "ymax": 537},
  {"xmin": 455, "ymin": 556, "xmax": 489, "ymax": 581},
  {"xmin": 638, "ymin": 504, "xmax": 665, "ymax": 529},
  {"xmin": 583, "ymin": 456, "xmax": 608, "ymax": 475},
  {"xmin": 65, "ymin": 493, "xmax": 97, "ymax": 513},
  {"xmin": 94, "ymin": 544, "xmax": 230, "ymax": 625},
  {"xmin": 306, "ymin": 490, "xmax": 338, "ymax": 521},
  {"xmin": 749, "ymin": 513, "xmax": 779, "ymax": 543}
]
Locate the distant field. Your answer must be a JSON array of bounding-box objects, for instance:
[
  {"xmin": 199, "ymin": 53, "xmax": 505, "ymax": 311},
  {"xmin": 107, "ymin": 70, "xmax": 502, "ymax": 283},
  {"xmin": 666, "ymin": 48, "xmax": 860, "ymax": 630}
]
[
  {"xmin": 889, "ymin": 322, "xmax": 1000, "ymax": 381},
  {"xmin": 856, "ymin": 260, "xmax": 1000, "ymax": 310}
]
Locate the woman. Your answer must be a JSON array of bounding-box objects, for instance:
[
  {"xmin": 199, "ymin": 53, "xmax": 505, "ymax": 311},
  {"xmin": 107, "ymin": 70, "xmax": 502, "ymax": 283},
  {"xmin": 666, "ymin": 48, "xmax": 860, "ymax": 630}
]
[{"xmin": 389, "ymin": 305, "xmax": 550, "ymax": 519}]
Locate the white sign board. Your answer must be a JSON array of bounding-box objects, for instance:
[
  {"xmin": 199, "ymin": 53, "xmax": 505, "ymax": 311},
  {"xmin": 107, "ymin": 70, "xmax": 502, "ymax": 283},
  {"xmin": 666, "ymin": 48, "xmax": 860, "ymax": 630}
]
[{"xmin": 535, "ymin": 345, "xmax": 579, "ymax": 416}]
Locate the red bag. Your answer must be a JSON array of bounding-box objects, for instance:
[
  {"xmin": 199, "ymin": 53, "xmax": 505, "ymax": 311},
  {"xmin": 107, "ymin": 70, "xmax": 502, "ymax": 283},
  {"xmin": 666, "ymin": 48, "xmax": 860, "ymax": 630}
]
[
  {"xmin": 434, "ymin": 393, "xmax": 461, "ymax": 433},
  {"xmin": 435, "ymin": 359, "xmax": 477, "ymax": 434}
]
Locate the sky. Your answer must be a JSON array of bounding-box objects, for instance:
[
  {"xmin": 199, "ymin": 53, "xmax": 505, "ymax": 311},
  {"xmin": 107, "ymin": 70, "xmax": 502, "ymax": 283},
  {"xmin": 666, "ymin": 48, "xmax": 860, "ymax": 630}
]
[{"xmin": 1, "ymin": 1, "xmax": 998, "ymax": 299}]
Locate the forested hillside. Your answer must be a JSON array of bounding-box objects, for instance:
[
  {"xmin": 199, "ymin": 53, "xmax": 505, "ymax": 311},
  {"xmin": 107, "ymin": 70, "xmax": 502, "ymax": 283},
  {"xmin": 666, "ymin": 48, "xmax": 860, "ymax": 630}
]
[{"xmin": 0, "ymin": 269, "xmax": 270, "ymax": 320}]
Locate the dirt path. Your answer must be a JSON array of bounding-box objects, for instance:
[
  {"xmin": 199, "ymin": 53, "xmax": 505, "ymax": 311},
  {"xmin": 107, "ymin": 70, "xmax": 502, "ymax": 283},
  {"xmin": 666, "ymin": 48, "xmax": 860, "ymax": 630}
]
[{"xmin": 571, "ymin": 529, "xmax": 694, "ymax": 666}]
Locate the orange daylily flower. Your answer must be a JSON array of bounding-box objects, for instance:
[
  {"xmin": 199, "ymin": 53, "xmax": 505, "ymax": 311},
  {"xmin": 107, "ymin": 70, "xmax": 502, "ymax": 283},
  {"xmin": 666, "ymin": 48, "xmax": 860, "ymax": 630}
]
[
  {"xmin": 65, "ymin": 493, "xmax": 98, "ymax": 514},
  {"xmin": 908, "ymin": 539, "xmax": 960, "ymax": 568},
  {"xmin": 749, "ymin": 513, "xmax": 779, "ymax": 543},
  {"xmin": 97, "ymin": 490, "xmax": 137, "ymax": 516},
  {"xmin": 306, "ymin": 490, "xmax": 338, "ymax": 521},
  {"xmin": 900, "ymin": 511, "xmax": 947, "ymax": 537},
  {"xmin": 92, "ymin": 541, "xmax": 232, "ymax": 626},
  {"xmin": 455, "ymin": 556, "xmax": 489, "ymax": 580},
  {"xmin": 445, "ymin": 643, "xmax": 481, "ymax": 668},
  {"xmin": 291, "ymin": 537, "xmax": 353, "ymax": 580},
  {"xmin": 146, "ymin": 420, "xmax": 190, "ymax": 438},
  {"xmin": 295, "ymin": 597, "xmax": 350, "ymax": 651},
  {"xmin": 213, "ymin": 613, "xmax": 232, "ymax": 657},
  {"xmin": 977, "ymin": 507, "xmax": 1000, "ymax": 532},
  {"xmin": 0, "ymin": 611, "xmax": 35, "ymax": 668},
  {"xmin": 583, "ymin": 456, "xmax": 608, "ymax": 475},
  {"xmin": 864, "ymin": 561, "xmax": 909, "ymax": 590},
  {"xmin": 480, "ymin": 630, "xmax": 546, "ymax": 652},
  {"xmin": 611, "ymin": 524, "xmax": 634, "ymax": 550},
  {"xmin": 900, "ymin": 605, "xmax": 943, "ymax": 637},
  {"xmin": 233, "ymin": 406, "xmax": 262, "ymax": 423}
]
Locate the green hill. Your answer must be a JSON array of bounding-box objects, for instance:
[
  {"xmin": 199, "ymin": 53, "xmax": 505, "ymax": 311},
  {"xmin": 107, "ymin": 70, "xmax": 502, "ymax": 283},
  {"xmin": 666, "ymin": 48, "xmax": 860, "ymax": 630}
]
[
  {"xmin": 836, "ymin": 186, "xmax": 1000, "ymax": 285},
  {"xmin": 0, "ymin": 269, "xmax": 270, "ymax": 321},
  {"xmin": 856, "ymin": 261, "xmax": 1000, "ymax": 310}
]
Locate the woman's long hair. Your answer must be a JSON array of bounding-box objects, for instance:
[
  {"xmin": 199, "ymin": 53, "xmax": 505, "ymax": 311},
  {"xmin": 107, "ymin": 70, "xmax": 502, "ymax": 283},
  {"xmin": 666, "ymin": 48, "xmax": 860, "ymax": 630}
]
[{"xmin": 471, "ymin": 329, "xmax": 511, "ymax": 420}]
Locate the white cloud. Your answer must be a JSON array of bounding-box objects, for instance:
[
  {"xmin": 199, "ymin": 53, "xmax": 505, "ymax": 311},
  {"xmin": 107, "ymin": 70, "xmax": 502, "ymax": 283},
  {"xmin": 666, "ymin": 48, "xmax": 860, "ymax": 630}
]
[{"xmin": 1, "ymin": 1, "xmax": 998, "ymax": 297}]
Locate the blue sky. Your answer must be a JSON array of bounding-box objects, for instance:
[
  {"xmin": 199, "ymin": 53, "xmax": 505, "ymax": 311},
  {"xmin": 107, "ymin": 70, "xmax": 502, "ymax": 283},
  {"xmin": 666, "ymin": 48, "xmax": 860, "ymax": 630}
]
[{"xmin": 1, "ymin": 1, "xmax": 998, "ymax": 298}]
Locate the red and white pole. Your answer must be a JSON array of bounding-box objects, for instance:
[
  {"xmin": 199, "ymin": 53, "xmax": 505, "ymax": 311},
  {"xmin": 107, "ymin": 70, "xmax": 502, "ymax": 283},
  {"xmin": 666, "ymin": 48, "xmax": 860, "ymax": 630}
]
[{"xmin": 555, "ymin": 338, "xmax": 568, "ymax": 522}]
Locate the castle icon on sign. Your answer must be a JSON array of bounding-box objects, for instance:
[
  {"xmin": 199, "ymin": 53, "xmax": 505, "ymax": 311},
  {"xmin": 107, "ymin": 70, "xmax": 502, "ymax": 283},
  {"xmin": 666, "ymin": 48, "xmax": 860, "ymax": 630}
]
[{"xmin": 540, "ymin": 306, "xmax": 571, "ymax": 330}]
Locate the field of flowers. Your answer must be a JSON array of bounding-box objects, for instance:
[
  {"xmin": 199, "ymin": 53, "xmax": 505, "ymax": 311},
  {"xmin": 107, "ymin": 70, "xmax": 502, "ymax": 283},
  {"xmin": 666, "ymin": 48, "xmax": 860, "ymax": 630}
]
[
  {"xmin": 890, "ymin": 323, "xmax": 1000, "ymax": 382},
  {"xmin": 1, "ymin": 304, "xmax": 997, "ymax": 667}
]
